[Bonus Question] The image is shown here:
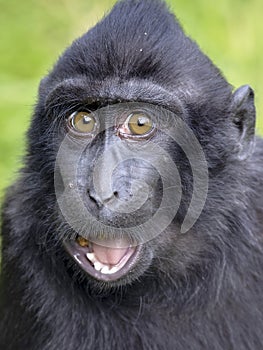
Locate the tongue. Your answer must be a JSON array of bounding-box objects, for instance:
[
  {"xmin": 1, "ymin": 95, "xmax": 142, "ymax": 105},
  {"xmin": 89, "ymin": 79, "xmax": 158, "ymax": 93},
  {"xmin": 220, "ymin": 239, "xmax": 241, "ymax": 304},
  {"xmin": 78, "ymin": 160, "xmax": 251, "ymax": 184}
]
[{"xmin": 92, "ymin": 240, "xmax": 130, "ymax": 266}]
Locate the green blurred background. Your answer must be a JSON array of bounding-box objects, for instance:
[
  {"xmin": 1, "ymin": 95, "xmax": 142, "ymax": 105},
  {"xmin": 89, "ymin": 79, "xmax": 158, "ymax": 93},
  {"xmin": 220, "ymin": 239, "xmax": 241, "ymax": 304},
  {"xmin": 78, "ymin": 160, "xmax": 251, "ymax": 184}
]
[{"xmin": 1, "ymin": 0, "xmax": 263, "ymax": 197}]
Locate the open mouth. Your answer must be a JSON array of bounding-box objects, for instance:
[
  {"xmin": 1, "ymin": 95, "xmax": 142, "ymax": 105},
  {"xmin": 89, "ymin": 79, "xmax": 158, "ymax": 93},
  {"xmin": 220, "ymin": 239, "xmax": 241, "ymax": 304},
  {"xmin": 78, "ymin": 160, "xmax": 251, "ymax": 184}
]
[{"xmin": 63, "ymin": 235, "xmax": 141, "ymax": 282}]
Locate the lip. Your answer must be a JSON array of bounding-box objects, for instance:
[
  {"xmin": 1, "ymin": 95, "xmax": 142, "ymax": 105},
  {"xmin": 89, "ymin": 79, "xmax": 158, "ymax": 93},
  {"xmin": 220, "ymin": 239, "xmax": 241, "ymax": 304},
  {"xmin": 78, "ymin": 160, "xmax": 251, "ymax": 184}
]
[{"xmin": 63, "ymin": 237, "xmax": 142, "ymax": 282}]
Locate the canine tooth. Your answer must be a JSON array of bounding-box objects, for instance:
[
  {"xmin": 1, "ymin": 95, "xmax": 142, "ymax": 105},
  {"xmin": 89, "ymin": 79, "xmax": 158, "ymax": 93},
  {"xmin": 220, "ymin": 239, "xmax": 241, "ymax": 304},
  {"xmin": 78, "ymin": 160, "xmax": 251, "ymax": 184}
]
[
  {"xmin": 86, "ymin": 253, "xmax": 96, "ymax": 263},
  {"xmin": 94, "ymin": 261, "xmax": 104, "ymax": 271},
  {"xmin": 77, "ymin": 236, "xmax": 89, "ymax": 247}
]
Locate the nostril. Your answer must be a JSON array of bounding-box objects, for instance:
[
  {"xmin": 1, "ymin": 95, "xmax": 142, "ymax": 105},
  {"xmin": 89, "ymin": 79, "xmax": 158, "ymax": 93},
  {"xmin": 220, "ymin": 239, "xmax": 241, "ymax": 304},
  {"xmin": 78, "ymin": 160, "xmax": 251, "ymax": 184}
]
[
  {"xmin": 87, "ymin": 189, "xmax": 100, "ymax": 206},
  {"xmin": 87, "ymin": 188, "xmax": 116, "ymax": 206},
  {"xmin": 113, "ymin": 191, "xmax": 119, "ymax": 199}
]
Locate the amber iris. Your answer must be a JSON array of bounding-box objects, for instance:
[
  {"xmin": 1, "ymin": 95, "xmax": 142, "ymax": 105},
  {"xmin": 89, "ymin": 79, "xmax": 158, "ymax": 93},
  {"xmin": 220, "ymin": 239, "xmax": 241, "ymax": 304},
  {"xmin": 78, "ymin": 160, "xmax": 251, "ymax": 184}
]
[{"xmin": 70, "ymin": 111, "xmax": 96, "ymax": 133}]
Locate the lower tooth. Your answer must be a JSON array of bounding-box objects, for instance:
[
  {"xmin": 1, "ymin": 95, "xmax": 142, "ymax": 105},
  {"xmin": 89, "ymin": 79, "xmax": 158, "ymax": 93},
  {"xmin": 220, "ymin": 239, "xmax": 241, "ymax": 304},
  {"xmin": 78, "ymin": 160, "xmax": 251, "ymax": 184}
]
[
  {"xmin": 108, "ymin": 266, "xmax": 119, "ymax": 274},
  {"xmin": 94, "ymin": 261, "xmax": 104, "ymax": 271},
  {"xmin": 86, "ymin": 253, "xmax": 96, "ymax": 263},
  {"xmin": 101, "ymin": 266, "xmax": 120, "ymax": 275},
  {"xmin": 86, "ymin": 254, "xmax": 124, "ymax": 274},
  {"xmin": 101, "ymin": 266, "xmax": 111, "ymax": 274}
]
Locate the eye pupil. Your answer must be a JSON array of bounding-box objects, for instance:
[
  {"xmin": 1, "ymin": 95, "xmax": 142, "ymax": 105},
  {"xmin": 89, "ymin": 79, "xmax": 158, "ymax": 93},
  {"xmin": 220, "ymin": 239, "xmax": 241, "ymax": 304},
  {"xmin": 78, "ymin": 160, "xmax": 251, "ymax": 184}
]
[{"xmin": 137, "ymin": 117, "xmax": 148, "ymax": 127}]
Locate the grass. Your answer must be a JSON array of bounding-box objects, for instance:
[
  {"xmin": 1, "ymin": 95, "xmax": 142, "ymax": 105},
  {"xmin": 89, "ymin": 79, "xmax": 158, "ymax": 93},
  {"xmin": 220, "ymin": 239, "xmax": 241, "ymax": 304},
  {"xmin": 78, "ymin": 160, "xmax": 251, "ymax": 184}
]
[{"xmin": 0, "ymin": 0, "xmax": 263, "ymax": 197}]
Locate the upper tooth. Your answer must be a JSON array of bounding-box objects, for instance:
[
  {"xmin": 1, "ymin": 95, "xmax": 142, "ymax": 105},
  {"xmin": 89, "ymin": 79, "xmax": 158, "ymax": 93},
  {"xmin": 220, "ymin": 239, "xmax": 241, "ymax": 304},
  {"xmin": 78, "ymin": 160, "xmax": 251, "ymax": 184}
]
[{"xmin": 77, "ymin": 236, "xmax": 89, "ymax": 247}]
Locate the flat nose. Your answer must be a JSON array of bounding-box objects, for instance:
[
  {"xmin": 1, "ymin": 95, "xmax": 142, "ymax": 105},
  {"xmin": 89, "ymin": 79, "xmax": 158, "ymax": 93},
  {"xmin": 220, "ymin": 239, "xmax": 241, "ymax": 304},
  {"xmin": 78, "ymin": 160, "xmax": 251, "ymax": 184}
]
[{"xmin": 87, "ymin": 188, "xmax": 119, "ymax": 208}]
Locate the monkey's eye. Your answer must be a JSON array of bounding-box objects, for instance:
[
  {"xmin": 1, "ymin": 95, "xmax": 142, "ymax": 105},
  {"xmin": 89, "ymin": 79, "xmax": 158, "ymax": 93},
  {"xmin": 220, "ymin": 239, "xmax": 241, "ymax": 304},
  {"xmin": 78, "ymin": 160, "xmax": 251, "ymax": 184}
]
[
  {"xmin": 68, "ymin": 111, "xmax": 97, "ymax": 134},
  {"xmin": 126, "ymin": 112, "xmax": 153, "ymax": 136}
]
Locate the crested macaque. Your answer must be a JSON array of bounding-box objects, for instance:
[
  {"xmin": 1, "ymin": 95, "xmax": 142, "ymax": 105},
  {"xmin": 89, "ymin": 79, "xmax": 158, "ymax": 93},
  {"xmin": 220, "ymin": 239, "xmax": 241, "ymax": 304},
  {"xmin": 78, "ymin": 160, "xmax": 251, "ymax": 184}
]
[{"xmin": 1, "ymin": 1, "xmax": 263, "ymax": 349}]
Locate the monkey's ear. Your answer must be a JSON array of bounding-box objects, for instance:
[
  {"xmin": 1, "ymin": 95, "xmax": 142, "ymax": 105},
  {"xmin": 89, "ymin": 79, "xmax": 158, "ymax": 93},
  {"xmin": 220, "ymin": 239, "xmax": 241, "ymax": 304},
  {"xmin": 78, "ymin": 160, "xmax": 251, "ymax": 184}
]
[{"xmin": 231, "ymin": 85, "xmax": 256, "ymax": 161}]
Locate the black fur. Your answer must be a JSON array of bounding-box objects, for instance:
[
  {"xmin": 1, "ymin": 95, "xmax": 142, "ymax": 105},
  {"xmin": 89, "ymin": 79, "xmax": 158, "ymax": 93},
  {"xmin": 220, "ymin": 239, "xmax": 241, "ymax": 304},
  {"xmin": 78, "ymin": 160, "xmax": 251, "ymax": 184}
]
[{"xmin": 1, "ymin": 0, "xmax": 263, "ymax": 349}]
